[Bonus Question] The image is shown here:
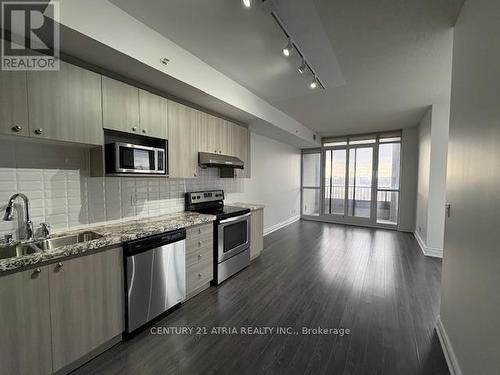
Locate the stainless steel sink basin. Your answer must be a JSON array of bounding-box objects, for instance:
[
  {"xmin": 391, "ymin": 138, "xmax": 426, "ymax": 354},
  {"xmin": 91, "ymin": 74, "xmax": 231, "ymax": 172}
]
[
  {"xmin": 0, "ymin": 243, "xmax": 42, "ymax": 260},
  {"xmin": 33, "ymin": 231, "xmax": 103, "ymax": 251}
]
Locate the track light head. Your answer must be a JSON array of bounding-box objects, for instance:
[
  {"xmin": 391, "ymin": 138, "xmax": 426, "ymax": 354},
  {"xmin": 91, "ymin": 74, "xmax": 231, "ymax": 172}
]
[
  {"xmin": 282, "ymin": 40, "xmax": 293, "ymax": 57},
  {"xmin": 242, "ymin": 0, "xmax": 251, "ymax": 8},
  {"xmin": 298, "ymin": 60, "xmax": 307, "ymax": 74},
  {"xmin": 310, "ymin": 78, "xmax": 318, "ymax": 89}
]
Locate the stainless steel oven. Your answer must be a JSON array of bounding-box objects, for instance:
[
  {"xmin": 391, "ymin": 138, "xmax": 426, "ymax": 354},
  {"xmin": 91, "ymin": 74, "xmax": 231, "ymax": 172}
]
[
  {"xmin": 185, "ymin": 190, "xmax": 252, "ymax": 285},
  {"xmin": 217, "ymin": 212, "xmax": 251, "ymax": 263},
  {"xmin": 105, "ymin": 142, "xmax": 166, "ymax": 175}
]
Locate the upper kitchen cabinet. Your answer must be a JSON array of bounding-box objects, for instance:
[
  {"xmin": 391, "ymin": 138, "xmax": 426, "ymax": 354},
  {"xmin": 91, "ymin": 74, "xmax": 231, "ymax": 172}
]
[
  {"xmin": 0, "ymin": 70, "xmax": 29, "ymax": 137},
  {"xmin": 102, "ymin": 76, "xmax": 140, "ymax": 135},
  {"xmin": 168, "ymin": 101, "xmax": 200, "ymax": 178},
  {"xmin": 233, "ymin": 124, "xmax": 250, "ymax": 178},
  {"xmin": 27, "ymin": 61, "xmax": 103, "ymax": 145},
  {"xmin": 198, "ymin": 114, "xmax": 234, "ymax": 156},
  {"xmin": 198, "ymin": 112, "xmax": 219, "ymax": 154},
  {"xmin": 139, "ymin": 89, "xmax": 168, "ymax": 139},
  {"xmin": 102, "ymin": 77, "xmax": 167, "ymax": 139}
]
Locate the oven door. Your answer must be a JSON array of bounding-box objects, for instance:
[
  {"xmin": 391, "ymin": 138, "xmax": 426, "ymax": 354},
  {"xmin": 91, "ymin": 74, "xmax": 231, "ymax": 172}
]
[
  {"xmin": 217, "ymin": 213, "xmax": 251, "ymax": 263},
  {"xmin": 116, "ymin": 143, "xmax": 156, "ymax": 174}
]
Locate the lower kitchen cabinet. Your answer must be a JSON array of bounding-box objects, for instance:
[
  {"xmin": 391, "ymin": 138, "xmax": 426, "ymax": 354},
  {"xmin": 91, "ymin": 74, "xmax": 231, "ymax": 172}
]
[
  {"xmin": 0, "ymin": 266, "xmax": 52, "ymax": 375},
  {"xmin": 185, "ymin": 223, "xmax": 213, "ymax": 298},
  {"xmin": 49, "ymin": 247, "xmax": 124, "ymax": 372},
  {"xmin": 250, "ymin": 209, "xmax": 264, "ymax": 259}
]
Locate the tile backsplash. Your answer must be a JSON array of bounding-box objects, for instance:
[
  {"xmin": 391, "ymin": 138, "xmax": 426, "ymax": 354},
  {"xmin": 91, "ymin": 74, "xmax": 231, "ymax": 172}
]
[{"xmin": 0, "ymin": 139, "xmax": 242, "ymax": 238}]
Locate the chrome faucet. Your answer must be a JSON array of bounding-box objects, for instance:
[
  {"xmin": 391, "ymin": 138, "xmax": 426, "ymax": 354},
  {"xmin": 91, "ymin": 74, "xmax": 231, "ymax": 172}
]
[{"xmin": 3, "ymin": 193, "xmax": 34, "ymax": 240}]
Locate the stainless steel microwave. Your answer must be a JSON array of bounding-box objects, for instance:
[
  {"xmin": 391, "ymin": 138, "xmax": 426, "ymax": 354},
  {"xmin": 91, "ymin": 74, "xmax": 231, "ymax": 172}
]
[{"xmin": 105, "ymin": 142, "xmax": 166, "ymax": 175}]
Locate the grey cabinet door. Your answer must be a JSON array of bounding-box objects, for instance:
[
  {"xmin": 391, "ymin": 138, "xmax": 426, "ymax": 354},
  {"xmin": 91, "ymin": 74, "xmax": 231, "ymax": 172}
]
[
  {"xmin": 49, "ymin": 247, "xmax": 124, "ymax": 371},
  {"xmin": 102, "ymin": 76, "xmax": 140, "ymax": 135},
  {"xmin": 233, "ymin": 124, "xmax": 250, "ymax": 178},
  {"xmin": 0, "ymin": 70, "xmax": 29, "ymax": 137},
  {"xmin": 168, "ymin": 101, "xmax": 200, "ymax": 177},
  {"xmin": 139, "ymin": 89, "xmax": 167, "ymax": 139},
  {"xmin": 27, "ymin": 61, "xmax": 103, "ymax": 145},
  {"xmin": 0, "ymin": 266, "xmax": 52, "ymax": 375},
  {"xmin": 250, "ymin": 209, "xmax": 264, "ymax": 259}
]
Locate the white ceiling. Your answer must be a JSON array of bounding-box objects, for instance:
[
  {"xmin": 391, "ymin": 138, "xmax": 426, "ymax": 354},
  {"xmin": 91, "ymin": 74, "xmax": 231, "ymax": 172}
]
[{"xmin": 109, "ymin": 0, "xmax": 464, "ymax": 136}]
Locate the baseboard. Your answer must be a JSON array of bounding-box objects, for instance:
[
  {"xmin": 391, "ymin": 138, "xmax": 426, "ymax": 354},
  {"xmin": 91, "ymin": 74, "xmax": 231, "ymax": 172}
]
[
  {"xmin": 436, "ymin": 316, "xmax": 463, "ymax": 375},
  {"xmin": 414, "ymin": 231, "xmax": 443, "ymax": 258},
  {"xmin": 264, "ymin": 215, "xmax": 300, "ymax": 236}
]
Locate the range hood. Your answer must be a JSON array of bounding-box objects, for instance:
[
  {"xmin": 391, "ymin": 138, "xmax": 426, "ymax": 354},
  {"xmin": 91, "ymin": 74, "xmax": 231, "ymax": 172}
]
[
  {"xmin": 198, "ymin": 152, "xmax": 244, "ymax": 169},
  {"xmin": 198, "ymin": 152, "xmax": 244, "ymax": 178}
]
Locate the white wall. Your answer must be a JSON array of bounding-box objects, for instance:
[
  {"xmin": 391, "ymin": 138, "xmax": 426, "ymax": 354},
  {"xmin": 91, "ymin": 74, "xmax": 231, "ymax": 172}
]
[
  {"xmin": 227, "ymin": 132, "xmax": 301, "ymax": 232},
  {"xmin": 398, "ymin": 126, "xmax": 418, "ymax": 232},
  {"xmin": 415, "ymin": 103, "xmax": 450, "ymax": 256},
  {"xmin": 416, "ymin": 109, "xmax": 431, "ymax": 242},
  {"xmin": 439, "ymin": 0, "xmax": 500, "ymax": 373}
]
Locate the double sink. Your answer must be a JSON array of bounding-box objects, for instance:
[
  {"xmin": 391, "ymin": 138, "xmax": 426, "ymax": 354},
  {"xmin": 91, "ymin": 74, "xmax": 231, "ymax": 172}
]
[{"xmin": 0, "ymin": 231, "xmax": 103, "ymax": 260}]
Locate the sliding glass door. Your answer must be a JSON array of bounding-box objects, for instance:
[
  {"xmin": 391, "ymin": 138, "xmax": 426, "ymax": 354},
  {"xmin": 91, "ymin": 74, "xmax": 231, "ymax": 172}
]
[{"xmin": 317, "ymin": 133, "xmax": 401, "ymax": 228}]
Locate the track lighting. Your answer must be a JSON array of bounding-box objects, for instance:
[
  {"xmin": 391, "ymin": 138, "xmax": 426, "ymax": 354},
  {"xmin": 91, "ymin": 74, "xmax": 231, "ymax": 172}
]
[
  {"xmin": 310, "ymin": 78, "xmax": 318, "ymax": 89},
  {"xmin": 282, "ymin": 40, "xmax": 293, "ymax": 57},
  {"xmin": 298, "ymin": 60, "xmax": 307, "ymax": 74},
  {"xmin": 242, "ymin": 0, "xmax": 251, "ymax": 8}
]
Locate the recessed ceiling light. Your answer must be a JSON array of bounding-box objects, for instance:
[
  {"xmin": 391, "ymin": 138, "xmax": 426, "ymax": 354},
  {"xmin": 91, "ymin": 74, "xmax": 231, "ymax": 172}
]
[
  {"xmin": 242, "ymin": 0, "xmax": 251, "ymax": 8},
  {"xmin": 298, "ymin": 60, "xmax": 307, "ymax": 74},
  {"xmin": 310, "ymin": 78, "xmax": 318, "ymax": 89},
  {"xmin": 282, "ymin": 40, "xmax": 293, "ymax": 57}
]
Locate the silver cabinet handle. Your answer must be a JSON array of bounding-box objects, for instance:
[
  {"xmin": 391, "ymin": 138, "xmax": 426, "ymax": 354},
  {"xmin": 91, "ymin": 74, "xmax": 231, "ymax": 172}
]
[
  {"xmin": 11, "ymin": 125, "xmax": 22, "ymax": 132},
  {"xmin": 198, "ymin": 228, "xmax": 202, "ymax": 234},
  {"xmin": 132, "ymin": 126, "xmax": 137, "ymax": 132},
  {"xmin": 34, "ymin": 128, "xmax": 43, "ymax": 135},
  {"xmin": 142, "ymin": 129, "xmax": 147, "ymax": 134},
  {"xmin": 33, "ymin": 268, "xmax": 41, "ymax": 274},
  {"xmin": 198, "ymin": 273, "xmax": 202, "ymax": 279},
  {"xmin": 198, "ymin": 241, "xmax": 203, "ymax": 246},
  {"xmin": 198, "ymin": 254, "xmax": 202, "ymax": 260},
  {"xmin": 55, "ymin": 262, "xmax": 63, "ymax": 270}
]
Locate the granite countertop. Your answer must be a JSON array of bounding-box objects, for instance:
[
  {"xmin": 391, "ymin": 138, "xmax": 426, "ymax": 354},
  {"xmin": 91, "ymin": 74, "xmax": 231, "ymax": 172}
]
[
  {"xmin": 0, "ymin": 211, "xmax": 215, "ymax": 275},
  {"xmin": 229, "ymin": 202, "xmax": 265, "ymax": 211}
]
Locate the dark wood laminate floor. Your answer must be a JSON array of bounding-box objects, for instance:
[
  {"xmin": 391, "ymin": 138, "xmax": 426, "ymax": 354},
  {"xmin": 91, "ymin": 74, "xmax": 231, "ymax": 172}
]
[{"xmin": 73, "ymin": 220, "xmax": 448, "ymax": 375}]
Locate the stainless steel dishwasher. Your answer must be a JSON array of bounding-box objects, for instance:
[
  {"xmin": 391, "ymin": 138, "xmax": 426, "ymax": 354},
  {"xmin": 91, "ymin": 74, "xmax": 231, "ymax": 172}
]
[{"xmin": 124, "ymin": 228, "xmax": 186, "ymax": 334}]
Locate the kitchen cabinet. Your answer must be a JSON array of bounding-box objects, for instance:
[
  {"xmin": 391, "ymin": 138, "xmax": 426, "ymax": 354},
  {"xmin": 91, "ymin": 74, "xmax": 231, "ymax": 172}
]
[
  {"xmin": 49, "ymin": 247, "xmax": 124, "ymax": 372},
  {"xmin": 139, "ymin": 89, "xmax": 168, "ymax": 139},
  {"xmin": 0, "ymin": 266, "xmax": 52, "ymax": 375},
  {"xmin": 27, "ymin": 61, "xmax": 103, "ymax": 145},
  {"xmin": 198, "ymin": 112, "xmax": 219, "ymax": 154},
  {"xmin": 102, "ymin": 76, "xmax": 140, "ymax": 135},
  {"xmin": 168, "ymin": 101, "xmax": 200, "ymax": 178},
  {"xmin": 185, "ymin": 223, "xmax": 213, "ymax": 298},
  {"xmin": 233, "ymin": 124, "xmax": 250, "ymax": 178},
  {"xmin": 0, "ymin": 70, "xmax": 29, "ymax": 137},
  {"xmin": 102, "ymin": 78, "xmax": 167, "ymax": 139},
  {"xmin": 250, "ymin": 209, "xmax": 264, "ymax": 259}
]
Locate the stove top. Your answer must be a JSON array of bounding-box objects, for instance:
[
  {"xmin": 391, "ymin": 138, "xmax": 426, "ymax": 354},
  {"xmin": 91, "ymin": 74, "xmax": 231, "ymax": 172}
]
[
  {"xmin": 190, "ymin": 205, "xmax": 250, "ymax": 221},
  {"xmin": 185, "ymin": 190, "xmax": 250, "ymax": 221}
]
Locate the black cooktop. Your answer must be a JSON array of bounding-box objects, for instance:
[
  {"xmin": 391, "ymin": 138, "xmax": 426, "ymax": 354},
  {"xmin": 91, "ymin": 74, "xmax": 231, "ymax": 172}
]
[{"xmin": 193, "ymin": 205, "xmax": 251, "ymax": 221}]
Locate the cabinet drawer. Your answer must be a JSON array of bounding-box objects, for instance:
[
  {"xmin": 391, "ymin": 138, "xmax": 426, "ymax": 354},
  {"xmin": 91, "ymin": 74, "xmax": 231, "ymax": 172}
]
[
  {"xmin": 186, "ymin": 245, "xmax": 213, "ymax": 268},
  {"xmin": 186, "ymin": 223, "xmax": 213, "ymax": 239},
  {"xmin": 186, "ymin": 258, "xmax": 213, "ymax": 293},
  {"xmin": 186, "ymin": 232, "xmax": 213, "ymax": 253}
]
